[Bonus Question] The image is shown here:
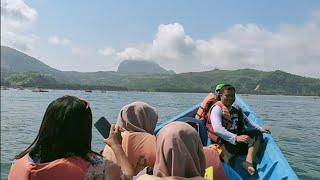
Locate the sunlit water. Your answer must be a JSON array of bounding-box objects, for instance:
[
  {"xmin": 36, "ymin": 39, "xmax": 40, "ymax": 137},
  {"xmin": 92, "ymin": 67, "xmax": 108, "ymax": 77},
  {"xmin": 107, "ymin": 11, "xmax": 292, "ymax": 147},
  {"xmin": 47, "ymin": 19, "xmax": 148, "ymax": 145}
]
[{"xmin": 1, "ymin": 89, "xmax": 319, "ymax": 179}]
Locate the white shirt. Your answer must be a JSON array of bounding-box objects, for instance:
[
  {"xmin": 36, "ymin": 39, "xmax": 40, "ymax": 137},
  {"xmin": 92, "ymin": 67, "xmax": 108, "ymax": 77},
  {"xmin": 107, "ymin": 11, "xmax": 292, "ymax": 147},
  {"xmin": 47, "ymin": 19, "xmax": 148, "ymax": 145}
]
[{"xmin": 210, "ymin": 105, "xmax": 262, "ymax": 145}]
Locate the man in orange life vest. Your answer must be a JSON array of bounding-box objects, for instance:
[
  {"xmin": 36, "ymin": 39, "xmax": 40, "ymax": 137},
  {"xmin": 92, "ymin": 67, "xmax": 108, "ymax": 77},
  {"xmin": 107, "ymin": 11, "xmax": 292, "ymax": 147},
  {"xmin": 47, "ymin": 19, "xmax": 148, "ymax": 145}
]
[{"xmin": 206, "ymin": 84, "xmax": 270, "ymax": 175}]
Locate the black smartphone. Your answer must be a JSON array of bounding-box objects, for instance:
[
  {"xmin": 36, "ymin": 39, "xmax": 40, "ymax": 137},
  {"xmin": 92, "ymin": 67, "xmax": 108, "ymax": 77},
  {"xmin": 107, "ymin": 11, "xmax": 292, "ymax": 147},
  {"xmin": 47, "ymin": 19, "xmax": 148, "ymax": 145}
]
[{"xmin": 94, "ymin": 116, "xmax": 111, "ymax": 139}]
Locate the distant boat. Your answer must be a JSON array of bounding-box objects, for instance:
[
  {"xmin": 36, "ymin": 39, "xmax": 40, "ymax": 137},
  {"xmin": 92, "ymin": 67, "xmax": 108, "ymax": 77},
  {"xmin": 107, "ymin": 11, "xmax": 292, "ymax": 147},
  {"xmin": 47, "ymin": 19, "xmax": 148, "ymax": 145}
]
[
  {"xmin": 32, "ymin": 88, "xmax": 48, "ymax": 92},
  {"xmin": 85, "ymin": 90, "xmax": 92, "ymax": 93}
]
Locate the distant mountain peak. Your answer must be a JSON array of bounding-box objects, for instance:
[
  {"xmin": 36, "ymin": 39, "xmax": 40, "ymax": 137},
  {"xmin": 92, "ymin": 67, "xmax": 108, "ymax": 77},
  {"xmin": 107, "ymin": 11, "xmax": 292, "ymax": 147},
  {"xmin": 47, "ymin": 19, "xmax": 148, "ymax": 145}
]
[
  {"xmin": 1, "ymin": 46, "xmax": 59, "ymax": 73},
  {"xmin": 117, "ymin": 60, "xmax": 175, "ymax": 74}
]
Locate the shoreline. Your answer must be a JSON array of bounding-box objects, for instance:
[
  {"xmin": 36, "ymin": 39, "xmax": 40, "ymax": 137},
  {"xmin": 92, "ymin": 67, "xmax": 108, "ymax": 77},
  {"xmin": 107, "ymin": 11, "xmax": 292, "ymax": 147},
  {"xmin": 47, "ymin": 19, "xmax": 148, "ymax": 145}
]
[{"xmin": 1, "ymin": 87, "xmax": 319, "ymax": 97}]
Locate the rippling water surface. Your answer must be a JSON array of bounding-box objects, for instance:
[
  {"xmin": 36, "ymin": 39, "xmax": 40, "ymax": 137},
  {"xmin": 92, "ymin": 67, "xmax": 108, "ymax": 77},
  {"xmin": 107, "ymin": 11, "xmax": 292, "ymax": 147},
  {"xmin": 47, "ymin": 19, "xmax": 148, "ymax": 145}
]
[{"xmin": 1, "ymin": 89, "xmax": 319, "ymax": 179}]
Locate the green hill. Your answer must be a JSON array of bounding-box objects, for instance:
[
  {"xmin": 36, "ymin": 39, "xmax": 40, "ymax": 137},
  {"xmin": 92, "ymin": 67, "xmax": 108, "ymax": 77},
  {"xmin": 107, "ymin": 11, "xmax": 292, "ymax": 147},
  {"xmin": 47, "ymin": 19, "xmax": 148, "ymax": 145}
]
[
  {"xmin": 92, "ymin": 69, "xmax": 320, "ymax": 96},
  {"xmin": 117, "ymin": 60, "xmax": 175, "ymax": 74},
  {"xmin": 1, "ymin": 46, "xmax": 319, "ymax": 96}
]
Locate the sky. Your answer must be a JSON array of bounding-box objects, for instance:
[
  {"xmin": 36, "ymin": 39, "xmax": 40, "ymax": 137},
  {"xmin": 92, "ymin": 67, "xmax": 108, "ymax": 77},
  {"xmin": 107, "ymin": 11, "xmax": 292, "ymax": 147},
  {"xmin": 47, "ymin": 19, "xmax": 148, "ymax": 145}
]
[{"xmin": 1, "ymin": 0, "xmax": 320, "ymax": 78}]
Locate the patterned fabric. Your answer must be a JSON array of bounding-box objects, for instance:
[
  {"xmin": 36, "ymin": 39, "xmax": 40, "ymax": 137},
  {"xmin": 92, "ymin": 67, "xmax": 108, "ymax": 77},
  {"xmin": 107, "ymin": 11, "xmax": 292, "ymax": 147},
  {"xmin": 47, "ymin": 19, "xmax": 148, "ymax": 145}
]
[
  {"xmin": 84, "ymin": 161, "xmax": 105, "ymax": 180},
  {"xmin": 85, "ymin": 159, "xmax": 123, "ymax": 180}
]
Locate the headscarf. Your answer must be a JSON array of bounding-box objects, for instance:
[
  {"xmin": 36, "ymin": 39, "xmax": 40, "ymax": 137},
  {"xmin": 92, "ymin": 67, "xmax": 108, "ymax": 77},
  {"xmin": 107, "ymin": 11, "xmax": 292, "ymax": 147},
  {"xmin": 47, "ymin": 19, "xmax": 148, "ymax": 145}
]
[
  {"xmin": 116, "ymin": 102, "xmax": 158, "ymax": 134},
  {"xmin": 153, "ymin": 121, "xmax": 206, "ymax": 178}
]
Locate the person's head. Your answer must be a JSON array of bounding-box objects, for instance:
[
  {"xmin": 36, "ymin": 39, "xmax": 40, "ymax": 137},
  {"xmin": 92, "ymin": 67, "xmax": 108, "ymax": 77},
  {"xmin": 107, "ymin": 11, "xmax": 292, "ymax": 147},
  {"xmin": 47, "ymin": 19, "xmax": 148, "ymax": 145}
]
[
  {"xmin": 220, "ymin": 84, "xmax": 236, "ymax": 107},
  {"xmin": 153, "ymin": 122, "xmax": 206, "ymax": 178},
  {"xmin": 16, "ymin": 95, "xmax": 95, "ymax": 163},
  {"xmin": 116, "ymin": 102, "xmax": 158, "ymax": 134},
  {"xmin": 214, "ymin": 83, "xmax": 225, "ymax": 100}
]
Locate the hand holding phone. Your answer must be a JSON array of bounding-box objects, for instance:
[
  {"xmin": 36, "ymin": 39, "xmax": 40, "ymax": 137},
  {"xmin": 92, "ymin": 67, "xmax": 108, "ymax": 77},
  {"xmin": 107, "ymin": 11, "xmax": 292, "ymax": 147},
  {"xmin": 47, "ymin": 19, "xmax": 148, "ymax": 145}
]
[
  {"xmin": 104, "ymin": 124, "xmax": 123, "ymax": 147},
  {"xmin": 94, "ymin": 116, "xmax": 111, "ymax": 139}
]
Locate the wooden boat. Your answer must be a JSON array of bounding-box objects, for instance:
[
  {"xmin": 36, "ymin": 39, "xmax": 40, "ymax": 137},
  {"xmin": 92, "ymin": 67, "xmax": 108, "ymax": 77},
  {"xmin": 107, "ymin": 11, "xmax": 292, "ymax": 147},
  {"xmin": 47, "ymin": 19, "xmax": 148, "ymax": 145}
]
[
  {"xmin": 85, "ymin": 90, "xmax": 92, "ymax": 93},
  {"xmin": 155, "ymin": 95, "xmax": 298, "ymax": 180}
]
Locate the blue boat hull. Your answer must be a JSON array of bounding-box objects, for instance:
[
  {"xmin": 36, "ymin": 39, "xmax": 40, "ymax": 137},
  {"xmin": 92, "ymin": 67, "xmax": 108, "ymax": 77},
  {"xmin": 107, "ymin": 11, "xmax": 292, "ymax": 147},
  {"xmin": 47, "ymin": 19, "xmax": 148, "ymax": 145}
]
[{"xmin": 155, "ymin": 95, "xmax": 298, "ymax": 180}]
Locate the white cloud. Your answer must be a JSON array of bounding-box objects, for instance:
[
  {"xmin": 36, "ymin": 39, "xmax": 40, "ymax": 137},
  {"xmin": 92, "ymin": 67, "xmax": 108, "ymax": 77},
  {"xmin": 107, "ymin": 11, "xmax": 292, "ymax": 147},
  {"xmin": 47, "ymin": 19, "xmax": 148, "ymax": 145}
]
[
  {"xmin": 48, "ymin": 36, "xmax": 70, "ymax": 46},
  {"xmin": 118, "ymin": 47, "xmax": 146, "ymax": 60},
  {"xmin": 111, "ymin": 23, "xmax": 203, "ymax": 72},
  {"xmin": 98, "ymin": 47, "xmax": 116, "ymax": 56},
  {"xmin": 101, "ymin": 12, "xmax": 320, "ymax": 77},
  {"xmin": 1, "ymin": 0, "xmax": 38, "ymax": 55}
]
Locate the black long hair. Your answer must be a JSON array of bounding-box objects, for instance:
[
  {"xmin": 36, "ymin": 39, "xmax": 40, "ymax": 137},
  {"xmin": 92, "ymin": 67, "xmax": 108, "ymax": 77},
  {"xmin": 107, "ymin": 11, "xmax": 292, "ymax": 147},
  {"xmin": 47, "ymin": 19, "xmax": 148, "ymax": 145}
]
[{"xmin": 15, "ymin": 95, "xmax": 99, "ymax": 163}]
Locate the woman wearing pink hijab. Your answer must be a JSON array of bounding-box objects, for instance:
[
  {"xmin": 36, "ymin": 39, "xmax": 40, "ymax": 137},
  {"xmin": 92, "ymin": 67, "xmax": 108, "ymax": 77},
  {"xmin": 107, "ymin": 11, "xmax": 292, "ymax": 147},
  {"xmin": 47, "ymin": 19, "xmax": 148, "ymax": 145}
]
[
  {"xmin": 116, "ymin": 101, "xmax": 158, "ymax": 134},
  {"xmin": 137, "ymin": 121, "xmax": 206, "ymax": 180},
  {"xmin": 103, "ymin": 102, "xmax": 159, "ymax": 175}
]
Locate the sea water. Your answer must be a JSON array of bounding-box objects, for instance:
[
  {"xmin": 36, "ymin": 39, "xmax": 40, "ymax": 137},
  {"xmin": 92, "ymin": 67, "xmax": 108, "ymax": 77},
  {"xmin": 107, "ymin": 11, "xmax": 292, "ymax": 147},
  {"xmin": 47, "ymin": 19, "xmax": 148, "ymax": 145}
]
[{"xmin": 1, "ymin": 89, "xmax": 319, "ymax": 179}]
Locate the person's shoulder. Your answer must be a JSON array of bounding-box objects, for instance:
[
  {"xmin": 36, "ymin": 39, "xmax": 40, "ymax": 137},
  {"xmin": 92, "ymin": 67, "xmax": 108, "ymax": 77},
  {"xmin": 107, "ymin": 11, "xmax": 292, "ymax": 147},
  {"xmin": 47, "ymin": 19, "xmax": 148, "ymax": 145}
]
[
  {"xmin": 212, "ymin": 104, "xmax": 222, "ymax": 111},
  {"xmin": 206, "ymin": 92, "xmax": 214, "ymax": 97},
  {"xmin": 203, "ymin": 93, "xmax": 216, "ymax": 102}
]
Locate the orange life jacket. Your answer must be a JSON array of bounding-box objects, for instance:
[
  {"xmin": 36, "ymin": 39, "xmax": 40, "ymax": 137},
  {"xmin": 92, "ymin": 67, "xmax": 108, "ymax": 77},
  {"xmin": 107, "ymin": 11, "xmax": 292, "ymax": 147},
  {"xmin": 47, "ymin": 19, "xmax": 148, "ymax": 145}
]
[
  {"xmin": 206, "ymin": 101, "xmax": 245, "ymax": 143},
  {"xmin": 206, "ymin": 101, "xmax": 234, "ymax": 143},
  {"xmin": 8, "ymin": 154, "xmax": 89, "ymax": 180},
  {"xmin": 203, "ymin": 146, "xmax": 227, "ymax": 180},
  {"xmin": 195, "ymin": 93, "xmax": 218, "ymax": 120},
  {"xmin": 103, "ymin": 131, "xmax": 156, "ymax": 175}
]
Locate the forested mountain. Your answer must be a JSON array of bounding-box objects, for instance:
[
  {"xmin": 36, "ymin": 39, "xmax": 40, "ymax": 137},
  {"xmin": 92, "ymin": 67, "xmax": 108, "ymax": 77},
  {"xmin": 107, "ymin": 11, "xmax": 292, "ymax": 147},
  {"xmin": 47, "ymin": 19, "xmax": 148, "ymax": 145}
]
[
  {"xmin": 117, "ymin": 60, "xmax": 175, "ymax": 74},
  {"xmin": 1, "ymin": 46, "xmax": 319, "ymax": 96}
]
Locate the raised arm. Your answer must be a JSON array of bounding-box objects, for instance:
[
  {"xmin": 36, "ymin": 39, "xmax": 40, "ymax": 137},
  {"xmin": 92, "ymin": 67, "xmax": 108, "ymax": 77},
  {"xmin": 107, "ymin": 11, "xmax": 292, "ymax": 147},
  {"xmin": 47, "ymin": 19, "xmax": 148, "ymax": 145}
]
[{"xmin": 104, "ymin": 125, "xmax": 135, "ymax": 179}]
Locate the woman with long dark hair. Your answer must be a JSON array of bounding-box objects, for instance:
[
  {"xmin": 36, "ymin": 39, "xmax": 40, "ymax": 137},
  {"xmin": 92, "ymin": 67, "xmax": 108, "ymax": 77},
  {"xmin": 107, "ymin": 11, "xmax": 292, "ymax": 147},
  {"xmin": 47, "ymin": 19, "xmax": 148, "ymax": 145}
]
[{"xmin": 9, "ymin": 95, "xmax": 134, "ymax": 180}]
